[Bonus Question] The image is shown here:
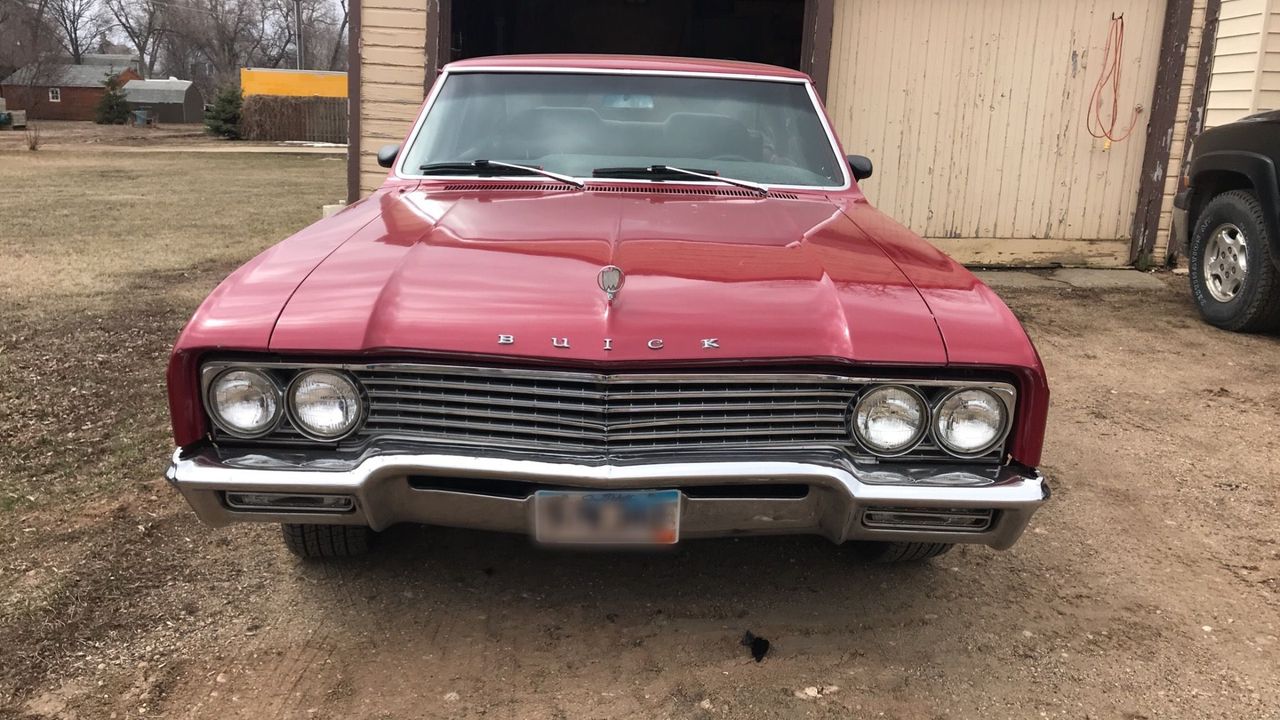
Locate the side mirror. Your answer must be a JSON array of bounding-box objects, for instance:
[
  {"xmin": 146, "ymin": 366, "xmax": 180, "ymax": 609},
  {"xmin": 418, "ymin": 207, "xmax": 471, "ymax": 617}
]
[
  {"xmin": 847, "ymin": 154, "xmax": 873, "ymax": 181},
  {"xmin": 377, "ymin": 143, "xmax": 401, "ymax": 169}
]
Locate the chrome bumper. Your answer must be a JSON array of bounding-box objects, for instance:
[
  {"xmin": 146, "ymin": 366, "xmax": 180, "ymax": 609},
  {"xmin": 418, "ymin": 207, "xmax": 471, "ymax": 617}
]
[{"xmin": 166, "ymin": 446, "xmax": 1049, "ymax": 549}]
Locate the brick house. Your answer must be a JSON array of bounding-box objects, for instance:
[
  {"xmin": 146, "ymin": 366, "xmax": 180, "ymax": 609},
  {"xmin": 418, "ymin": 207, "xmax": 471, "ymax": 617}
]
[{"xmin": 1, "ymin": 54, "xmax": 141, "ymax": 121}]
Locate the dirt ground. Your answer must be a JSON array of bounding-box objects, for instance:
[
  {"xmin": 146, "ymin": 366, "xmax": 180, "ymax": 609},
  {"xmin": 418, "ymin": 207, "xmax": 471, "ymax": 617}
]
[
  {"xmin": 0, "ymin": 121, "xmax": 345, "ymax": 154},
  {"xmin": 1, "ymin": 147, "xmax": 1279, "ymax": 720},
  {"xmin": 0, "ymin": 121, "xmax": 215, "ymax": 150}
]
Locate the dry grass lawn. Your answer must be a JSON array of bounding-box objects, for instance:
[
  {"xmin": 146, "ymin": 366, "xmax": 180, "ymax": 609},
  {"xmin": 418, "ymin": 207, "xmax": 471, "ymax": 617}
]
[
  {"xmin": 1, "ymin": 150, "xmax": 344, "ymax": 301},
  {"xmin": 0, "ymin": 121, "xmax": 213, "ymax": 152}
]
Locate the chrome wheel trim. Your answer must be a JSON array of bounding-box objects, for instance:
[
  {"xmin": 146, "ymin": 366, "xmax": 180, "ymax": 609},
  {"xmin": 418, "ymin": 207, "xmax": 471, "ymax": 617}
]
[{"xmin": 1202, "ymin": 223, "xmax": 1248, "ymax": 303}]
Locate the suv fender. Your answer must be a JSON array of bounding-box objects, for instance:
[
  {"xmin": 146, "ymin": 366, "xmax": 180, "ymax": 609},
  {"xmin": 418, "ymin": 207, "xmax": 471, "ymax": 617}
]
[{"xmin": 1189, "ymin": 150, "xmax": 1280, "ymax": 271}]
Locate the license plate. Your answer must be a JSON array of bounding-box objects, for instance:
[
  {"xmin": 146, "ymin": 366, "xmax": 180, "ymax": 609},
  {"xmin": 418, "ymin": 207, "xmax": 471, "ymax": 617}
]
[{"xmin": 534, "ymin": 489, "xmax": 681, "ymax": 545}]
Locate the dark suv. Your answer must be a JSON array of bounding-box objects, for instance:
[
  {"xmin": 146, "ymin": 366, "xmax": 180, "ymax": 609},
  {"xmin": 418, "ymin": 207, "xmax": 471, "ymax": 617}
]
[{"xmin": 1174, "ymin": 110, "xmax": 1280, "ymax": 332}]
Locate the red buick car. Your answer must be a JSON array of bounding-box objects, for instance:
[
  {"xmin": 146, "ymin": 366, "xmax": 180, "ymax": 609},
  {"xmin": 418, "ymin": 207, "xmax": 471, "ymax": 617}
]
[{"xmin": 165, "ymin": 55, "xmax": 1049, "ymax": 562}]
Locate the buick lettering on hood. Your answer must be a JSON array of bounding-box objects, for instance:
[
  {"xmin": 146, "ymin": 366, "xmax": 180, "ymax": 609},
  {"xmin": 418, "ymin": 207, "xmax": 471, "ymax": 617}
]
[{"xmin": 165, "ymin": 55, "xmax": 1050, "ymax": 562}]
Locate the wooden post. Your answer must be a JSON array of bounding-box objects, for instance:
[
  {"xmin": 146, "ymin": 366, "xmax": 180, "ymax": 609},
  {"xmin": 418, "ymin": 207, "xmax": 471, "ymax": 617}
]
[
  {"xmin": 801, "ymin": 0, "xmax": 835, "ymax": 99},
  {"xmin": 1129, "ymin": 0, "xmax": 1196, "ymax": 264},
  {"xmin": 345, "ymin": 0, "xmax": 362, "ymax": 204}
]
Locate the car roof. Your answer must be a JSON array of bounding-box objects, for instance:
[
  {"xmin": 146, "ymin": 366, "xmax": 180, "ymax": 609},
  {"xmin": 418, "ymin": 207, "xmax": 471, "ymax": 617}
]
[{"xmin": 443, "ymin": 54, "xmax": 812, "ymax": 82}]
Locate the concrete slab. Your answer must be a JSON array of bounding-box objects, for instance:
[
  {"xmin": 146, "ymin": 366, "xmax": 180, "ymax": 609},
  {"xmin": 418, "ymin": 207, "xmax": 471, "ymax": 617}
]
[
  {"xmin": 973, "ymin": 271, "xmax": 1064, "ymax": 289},
  {"xmin": 1048, "ymin": 268, "xmax": 1166, "ymax": 289}
]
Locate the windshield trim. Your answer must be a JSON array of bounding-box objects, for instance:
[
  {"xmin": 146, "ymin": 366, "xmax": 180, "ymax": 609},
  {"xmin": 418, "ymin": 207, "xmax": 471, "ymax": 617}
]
[{"xmin": 391, "ymin": 68, "xmax": 852, "ymax": 192}]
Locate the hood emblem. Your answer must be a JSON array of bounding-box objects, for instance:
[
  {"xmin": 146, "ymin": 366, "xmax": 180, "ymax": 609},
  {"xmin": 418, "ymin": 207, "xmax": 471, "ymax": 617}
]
[{"xmin": 597, "ymin": 265, "xmax": 625, "ymax": 303}]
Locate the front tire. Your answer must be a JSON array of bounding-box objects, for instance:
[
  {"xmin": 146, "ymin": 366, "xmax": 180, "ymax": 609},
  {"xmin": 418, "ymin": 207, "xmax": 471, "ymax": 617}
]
[
  {"xmin": 1188, "ymin": 189, "xmax": 1280, "ymax": 332},
  {"xmin": 281, "ymin": 523, "xmax": 372, "ymax": 559},
  {"xmin": 853, "ymin": 541, "xmax": 953, "ymax": 563}
]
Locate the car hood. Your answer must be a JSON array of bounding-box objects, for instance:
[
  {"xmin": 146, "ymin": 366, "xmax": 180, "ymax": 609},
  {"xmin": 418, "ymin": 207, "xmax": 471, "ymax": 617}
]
[{"xmin": 265, "ymin": 186, "xmax": 950, "ymax": 364}]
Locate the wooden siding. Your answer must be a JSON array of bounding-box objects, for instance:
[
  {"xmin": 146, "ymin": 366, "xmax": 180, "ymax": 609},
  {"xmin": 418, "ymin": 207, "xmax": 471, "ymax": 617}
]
[
  {"xmin": 358, "ymin": 0, "xmax": 428, "ymax": 194},
  {"xmin": 826, "ymin": 0, "xmax": 1169, "ymax": 266},
  {"xmin": 0, "ymin": 85, "xmax": 106, "ymax": 121}
]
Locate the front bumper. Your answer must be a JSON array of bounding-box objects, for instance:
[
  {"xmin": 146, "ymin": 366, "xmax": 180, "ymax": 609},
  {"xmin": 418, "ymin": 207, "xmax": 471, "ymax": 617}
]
[{"xmin": 166, "ymin": 446, "xmax": 1048, "ymax": 550}]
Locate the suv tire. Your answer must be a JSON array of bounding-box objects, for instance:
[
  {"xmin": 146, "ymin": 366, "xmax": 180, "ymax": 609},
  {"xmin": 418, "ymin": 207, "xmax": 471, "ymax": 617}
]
[
  {"xmin": 853, "ymin": 541, "xmax": 953, "ymax": 563},
  {"xmin": 281, "ymin": 523, "xmax": 372, "ymax": 559},
  {"xmin": 1188, "ymin": 189, "xmax": 1280, "ymax": 332}
]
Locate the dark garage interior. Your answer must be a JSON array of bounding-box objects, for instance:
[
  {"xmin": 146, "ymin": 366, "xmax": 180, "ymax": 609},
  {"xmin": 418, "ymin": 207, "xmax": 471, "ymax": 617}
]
[{"xmin": 451, "ymin": 0, "xmax": 807, "ymax": 70}]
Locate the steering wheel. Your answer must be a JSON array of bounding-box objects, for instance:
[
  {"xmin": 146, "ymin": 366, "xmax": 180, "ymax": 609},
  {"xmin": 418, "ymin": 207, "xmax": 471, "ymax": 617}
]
[{"xmin": 709, "ymin": 154, "xmax": 752, "ymax": 162}]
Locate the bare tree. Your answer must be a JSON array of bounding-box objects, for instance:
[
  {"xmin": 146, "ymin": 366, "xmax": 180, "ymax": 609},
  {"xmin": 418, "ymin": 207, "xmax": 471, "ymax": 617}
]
[
  {"xmin": 290, "ymin": 0, "xmax": 340, "ymax": 70},
  {"xmin": 154, "ymin": 14, "xmax": 208, "ymax": 88},
  {"xmin": 1, "ymin": 0, "xmax": 43, "ymax": 75},
  {"xmin": 3, "ymin": 0, "xmax": 60, "ymax": 116},
  {"xmin": 254, "ymin": 0, "xmax": 294, "ymax": 68},
  {"xmin": 321, "ymin": 0, "xmax": 345, "ymax": 71},
  {"xmin": 105, "ymin": 0, "xmax": 162, "ymax": 76},
  {"xmin": 48, "ymin": 0, "xmax": 107, "ymax": 63},
  {"xmin": 162, "ymin": 0, "xmax": 290, "ymax": 81},
  {"xmin": 149, "ymin": 0, "xmax": 345, "ymax": 92},
  {"xmin": 1, "ymin": 0, "xmax": 59, "ymax": 61}
]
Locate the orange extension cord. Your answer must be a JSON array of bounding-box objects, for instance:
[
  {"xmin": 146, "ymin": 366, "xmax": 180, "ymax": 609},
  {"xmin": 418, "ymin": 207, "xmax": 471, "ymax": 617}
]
[{"xmin": 1087, "ymin": 13, "xmax": 1143, "ymax": 143}]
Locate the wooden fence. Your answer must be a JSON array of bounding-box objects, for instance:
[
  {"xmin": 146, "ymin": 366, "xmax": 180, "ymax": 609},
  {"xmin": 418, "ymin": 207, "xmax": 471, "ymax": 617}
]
[{"xmin": 240, "ymin": 95, "xmax": 348, "ymax": 144}]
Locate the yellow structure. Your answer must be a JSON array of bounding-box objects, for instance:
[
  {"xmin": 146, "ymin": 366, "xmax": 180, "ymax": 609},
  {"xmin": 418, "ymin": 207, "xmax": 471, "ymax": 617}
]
[{"xmin": 241, "ymin": 68, "xmax": 347, "ymax": 98}]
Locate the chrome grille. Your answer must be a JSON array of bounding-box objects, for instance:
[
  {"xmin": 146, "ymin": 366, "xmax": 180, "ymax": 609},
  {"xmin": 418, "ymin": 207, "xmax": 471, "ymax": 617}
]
[{"xmin": 353, "ymin": 367, "xmax": 855, "ymax": 454}]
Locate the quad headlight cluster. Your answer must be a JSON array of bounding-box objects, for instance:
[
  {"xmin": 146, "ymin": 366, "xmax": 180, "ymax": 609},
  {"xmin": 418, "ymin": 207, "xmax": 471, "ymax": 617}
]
[
  {"xmin": 206, "ymin": 367, "xmax": 365, "ymax": 441},
  {"xmin": 204, "ymin": 363, "xmax": 1009, "ymax": 459},
  {"xmin": 852, "ymin": 384, "xmax": 1012, "ymax": 458}
]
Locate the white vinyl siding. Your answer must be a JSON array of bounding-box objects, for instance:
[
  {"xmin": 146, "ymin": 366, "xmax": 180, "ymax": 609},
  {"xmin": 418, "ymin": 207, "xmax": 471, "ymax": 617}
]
[{"xmin": 1205, "ymin": 0, "xmax": 1280, "ymax": 127}]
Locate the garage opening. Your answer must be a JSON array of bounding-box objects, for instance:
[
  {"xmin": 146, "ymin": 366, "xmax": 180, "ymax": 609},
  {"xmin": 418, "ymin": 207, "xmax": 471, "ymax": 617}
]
[{"xmin": 451, "ymin": 0, "xmax": 808, "ymax": 71}]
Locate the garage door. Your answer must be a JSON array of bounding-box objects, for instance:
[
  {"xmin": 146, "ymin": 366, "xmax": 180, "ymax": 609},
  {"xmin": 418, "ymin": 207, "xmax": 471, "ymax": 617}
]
[{"xmin": 825, "ymin": 0, "xmax": 1168, "ymax": 266}]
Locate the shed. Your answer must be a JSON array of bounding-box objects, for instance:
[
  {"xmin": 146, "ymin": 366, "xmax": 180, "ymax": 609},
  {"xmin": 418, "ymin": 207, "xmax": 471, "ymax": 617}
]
[
  {"xmin": 344, "ymin": 0, "xmax": 1228, "ymax": 268},
  {"xmin": 122, "ymin": 78, "xmax": 204, "ymax": 123}
]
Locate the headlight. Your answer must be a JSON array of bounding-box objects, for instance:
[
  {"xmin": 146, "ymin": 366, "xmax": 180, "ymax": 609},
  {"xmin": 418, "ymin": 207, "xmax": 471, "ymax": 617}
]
[
  {"xmin": 934, "ymin": 388, "xmax": 1008, "ymax": 456},
  {"xmin": 287, "ymin": 370, "xmax": 364, "ymax": 440},
  {"xmin": 208, "ymin": 369, "xmax": 282, "ymax": 437},
  {"xmin": 852, "ymin": 385, "xmax": 927, "ymax": 455}
]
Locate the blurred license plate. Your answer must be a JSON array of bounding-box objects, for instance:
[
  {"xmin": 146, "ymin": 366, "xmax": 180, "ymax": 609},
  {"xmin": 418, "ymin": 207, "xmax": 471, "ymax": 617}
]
[{"xmin": 534, "ymin": 490, "xmax": 680, "ymax": 545}]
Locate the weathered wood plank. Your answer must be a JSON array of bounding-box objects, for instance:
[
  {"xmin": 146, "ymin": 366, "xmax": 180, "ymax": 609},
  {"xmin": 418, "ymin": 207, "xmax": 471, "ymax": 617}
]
[
  {"xmin": 929, "ymin": 237, "xmax": 1131, "ymax": 267},
  {"xmin": 826, "ymin": 0, "xmax": 1169, "ymax": 264}
]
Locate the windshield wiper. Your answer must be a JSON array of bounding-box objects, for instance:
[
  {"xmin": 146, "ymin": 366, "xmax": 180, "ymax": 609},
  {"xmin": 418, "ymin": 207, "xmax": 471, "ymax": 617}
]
[
  {"xmin": 418, "ymin": 160, "xmax": 584, "ymax": 188},
  {"xmin": 592, "ymin": 165, "xmax": 768, "ymax": 195}
]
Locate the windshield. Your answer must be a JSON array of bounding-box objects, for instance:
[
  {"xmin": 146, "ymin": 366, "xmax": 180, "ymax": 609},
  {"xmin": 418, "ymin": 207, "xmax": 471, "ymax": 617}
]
[{"xmin": 402, "ymin": 72, "xmax": 846, "ymax": 188}]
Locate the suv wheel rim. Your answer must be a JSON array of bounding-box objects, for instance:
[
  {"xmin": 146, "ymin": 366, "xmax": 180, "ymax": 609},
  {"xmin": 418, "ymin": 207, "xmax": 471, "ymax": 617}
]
[{"xmin": 1203, "ymin": 223, "xmax": 1248, "ymax": 302}]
